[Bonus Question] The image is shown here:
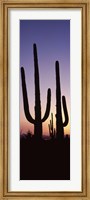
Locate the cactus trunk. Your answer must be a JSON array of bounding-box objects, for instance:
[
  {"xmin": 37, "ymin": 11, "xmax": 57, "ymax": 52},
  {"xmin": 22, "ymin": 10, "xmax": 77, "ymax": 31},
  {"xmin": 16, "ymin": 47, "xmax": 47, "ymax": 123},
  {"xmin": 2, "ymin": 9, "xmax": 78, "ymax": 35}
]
[
  {"xmin": 56, "ymin": 61, "xmax": 64, "ymax": 139},
  {"xmin": 34, "ymin": 44, "xmax": 42, "ymax": 137},
  {"xmin": 55, "ymin": 61, "xmax": 69, "ymax": 139}
]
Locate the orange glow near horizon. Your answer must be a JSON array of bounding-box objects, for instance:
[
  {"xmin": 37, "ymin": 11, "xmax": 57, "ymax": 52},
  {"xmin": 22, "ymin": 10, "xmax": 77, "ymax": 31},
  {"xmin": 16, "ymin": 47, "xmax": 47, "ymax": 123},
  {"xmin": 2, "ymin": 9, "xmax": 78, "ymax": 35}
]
[
  {"xmin": 20, "ymin": 83, "xmax": 70, "ymax": 136},
  {"xmin": 20, "ymin": 107, "xmax": 70, "ymax": 136}
]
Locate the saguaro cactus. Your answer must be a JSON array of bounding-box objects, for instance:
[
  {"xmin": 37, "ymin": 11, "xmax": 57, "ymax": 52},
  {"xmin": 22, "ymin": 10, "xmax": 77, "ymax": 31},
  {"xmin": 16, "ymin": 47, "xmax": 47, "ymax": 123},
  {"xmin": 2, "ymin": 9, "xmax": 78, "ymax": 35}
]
[
  {"xmin": 21, "ymin": 43, "xmax": 51, "ymax": 138},
  {"xmin": 55, "ymin": 61, "xmax": 69, "ymax": 139},
  {"xmin": 51, "ymin": 113, "xmax": 53, "ymax": 136},
  {"xmin": 48, "ymin": 113, "xmax": 55, "ymax": 138}
]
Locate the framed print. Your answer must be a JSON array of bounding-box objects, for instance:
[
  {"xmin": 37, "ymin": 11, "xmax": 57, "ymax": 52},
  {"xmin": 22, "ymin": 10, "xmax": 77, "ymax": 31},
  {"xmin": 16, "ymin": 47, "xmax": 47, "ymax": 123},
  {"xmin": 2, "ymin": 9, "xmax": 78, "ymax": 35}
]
[{"xmin": 0, "ymin": 0, "xmax": 90, "ymax": 199}]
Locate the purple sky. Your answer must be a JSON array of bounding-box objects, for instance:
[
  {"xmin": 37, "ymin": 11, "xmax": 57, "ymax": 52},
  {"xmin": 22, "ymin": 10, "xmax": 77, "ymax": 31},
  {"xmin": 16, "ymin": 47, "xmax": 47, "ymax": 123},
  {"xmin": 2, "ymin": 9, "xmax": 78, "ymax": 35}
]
[{"xmin": 20, "ymin": 20, "xmax": 70, "ymax": 135}]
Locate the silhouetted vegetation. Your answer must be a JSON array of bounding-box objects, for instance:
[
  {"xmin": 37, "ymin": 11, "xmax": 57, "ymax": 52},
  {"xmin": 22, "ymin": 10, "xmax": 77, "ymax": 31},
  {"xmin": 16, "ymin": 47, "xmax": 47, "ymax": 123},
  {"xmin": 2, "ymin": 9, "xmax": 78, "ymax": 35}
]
[
  {"xmin": 21, "ymin": 44, "xmax": 51, "ymax": 138},
  {"xmin": 48, "ymin": 113, "xmax": 56, "ymax": 139},
  {"xmin": 55, "ymin": 61, "xmax": 69, "ymax": 140},
  {"xmin": 20, "ymin": 43, "xmax": 70, "ymax": 180}
]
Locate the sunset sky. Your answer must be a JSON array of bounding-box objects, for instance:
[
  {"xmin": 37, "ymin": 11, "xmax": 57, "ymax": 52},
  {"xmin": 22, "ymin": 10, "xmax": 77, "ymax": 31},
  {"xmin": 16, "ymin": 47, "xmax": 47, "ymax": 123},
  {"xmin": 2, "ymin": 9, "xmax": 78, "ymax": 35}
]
[{"xmin": 20, "ymin": 20, "xmax": 70, "ymax": 136}]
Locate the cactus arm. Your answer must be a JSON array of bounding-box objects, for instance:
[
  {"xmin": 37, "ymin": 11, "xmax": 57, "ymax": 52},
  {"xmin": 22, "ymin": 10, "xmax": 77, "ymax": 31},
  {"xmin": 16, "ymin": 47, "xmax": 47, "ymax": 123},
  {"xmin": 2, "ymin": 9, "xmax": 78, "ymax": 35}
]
[
  {"xmin": 62, "ymin": 96, "xmax": 69, "ymax": 127},
  {"xmin": 41, "ymin": 88, "xmax": 51, "ymax": 122},
  {"xmin": 21, "ymin": 67, "xmax": 35, "ymax": 124}
]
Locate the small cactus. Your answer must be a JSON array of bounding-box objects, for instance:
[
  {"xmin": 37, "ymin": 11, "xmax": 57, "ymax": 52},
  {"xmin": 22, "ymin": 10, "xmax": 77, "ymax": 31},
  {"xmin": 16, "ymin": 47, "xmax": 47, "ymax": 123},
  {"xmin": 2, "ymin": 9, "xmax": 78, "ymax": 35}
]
[{"xmin": 48, "ymin": 113, "xmax": 55, "ymax": 139}]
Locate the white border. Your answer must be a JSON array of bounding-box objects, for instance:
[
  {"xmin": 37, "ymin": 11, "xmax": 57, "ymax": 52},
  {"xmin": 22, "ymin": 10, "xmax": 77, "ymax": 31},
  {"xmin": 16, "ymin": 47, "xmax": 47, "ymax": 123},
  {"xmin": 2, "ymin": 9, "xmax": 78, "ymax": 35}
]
[{"xmin": 8, "ymin": 9, "xmax": 81, "ymax": 191}]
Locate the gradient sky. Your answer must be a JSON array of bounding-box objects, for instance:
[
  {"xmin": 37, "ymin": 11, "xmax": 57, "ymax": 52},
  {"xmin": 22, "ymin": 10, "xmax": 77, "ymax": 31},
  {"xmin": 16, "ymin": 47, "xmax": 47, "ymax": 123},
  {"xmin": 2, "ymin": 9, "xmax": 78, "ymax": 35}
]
[{"xmin": 20, "ymin": 20, "xmax": 70, "ymax": 136}]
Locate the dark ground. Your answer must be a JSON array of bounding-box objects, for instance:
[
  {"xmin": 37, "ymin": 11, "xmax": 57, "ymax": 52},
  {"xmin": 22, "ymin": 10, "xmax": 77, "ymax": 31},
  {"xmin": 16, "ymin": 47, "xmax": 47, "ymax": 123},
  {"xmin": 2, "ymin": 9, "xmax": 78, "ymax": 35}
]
[{"xmin": 20, "ymin": 134, "xmax": 70, "ymax": 180}]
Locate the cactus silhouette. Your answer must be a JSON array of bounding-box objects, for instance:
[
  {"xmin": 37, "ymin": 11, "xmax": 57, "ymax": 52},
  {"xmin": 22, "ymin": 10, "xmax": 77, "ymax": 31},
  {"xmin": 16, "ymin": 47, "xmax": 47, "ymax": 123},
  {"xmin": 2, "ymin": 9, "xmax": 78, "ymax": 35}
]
[
  {"xmin": 21, "ymin": 43, "xmax": 51, "ymax": 138},
  {"xmin": 48, "ymin": 113, "xmax": 55, "ymax": 138},
  {"xmin": 54, "ymin": 128, "xmax": 56, "ymax": 137},
  {"xmin": 55, "ymin": 61, "xmax": 69, "ymax": 139}
]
